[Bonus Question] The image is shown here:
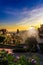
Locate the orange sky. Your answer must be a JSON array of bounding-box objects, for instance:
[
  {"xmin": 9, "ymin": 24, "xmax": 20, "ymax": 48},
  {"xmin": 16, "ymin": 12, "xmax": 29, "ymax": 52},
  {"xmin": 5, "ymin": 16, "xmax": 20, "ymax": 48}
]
[{"xmin": 0, "ymin": 23, "xmax": 41, "ymax": 32}]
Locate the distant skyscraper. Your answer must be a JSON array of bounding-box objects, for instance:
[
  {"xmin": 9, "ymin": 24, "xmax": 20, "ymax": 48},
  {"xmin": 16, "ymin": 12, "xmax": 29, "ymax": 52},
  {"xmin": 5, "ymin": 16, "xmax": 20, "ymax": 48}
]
[{"xmin": 17, "ymin": 29, "xmax": 19, "ymax": 34}]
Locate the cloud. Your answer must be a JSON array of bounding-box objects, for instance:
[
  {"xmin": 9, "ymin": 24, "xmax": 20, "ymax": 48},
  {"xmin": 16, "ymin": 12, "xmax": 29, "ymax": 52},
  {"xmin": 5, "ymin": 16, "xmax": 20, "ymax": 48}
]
[
  {"xmin": 17, "ymin": 7, "xmax": 43, "ymax": 26},
  {"xmin": 4, "ymin": 6, "xmax": 43, "ymax": 26}
]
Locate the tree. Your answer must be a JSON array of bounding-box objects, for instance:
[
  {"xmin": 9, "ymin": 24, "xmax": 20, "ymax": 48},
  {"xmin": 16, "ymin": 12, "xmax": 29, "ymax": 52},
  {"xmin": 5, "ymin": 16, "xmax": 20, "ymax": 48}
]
[
  {"xmin": 0, "ymin": 36, "xmax": 5, "ymax": 43},
  {"xmin": 0, "ymin": 29, "xmax": 7, "ymax": 35},
  {"xmin": 38, "ymin": 24, "xmax": 43, "ymax": 39},
  {"xmin": 25, "ymin": 37, "xmax": 38, "ymax": 52}
]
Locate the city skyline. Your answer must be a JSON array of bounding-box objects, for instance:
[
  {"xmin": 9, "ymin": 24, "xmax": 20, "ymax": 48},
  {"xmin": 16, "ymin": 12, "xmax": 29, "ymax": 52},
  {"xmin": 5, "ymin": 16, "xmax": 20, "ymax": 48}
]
[{"xmin": 0, "ymin": 0, "xmax": 43, "ymax": 31}]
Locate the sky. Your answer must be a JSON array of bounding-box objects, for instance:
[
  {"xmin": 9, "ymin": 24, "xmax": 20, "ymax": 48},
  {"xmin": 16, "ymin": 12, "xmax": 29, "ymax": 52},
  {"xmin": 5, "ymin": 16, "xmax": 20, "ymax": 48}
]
[{"xmin": 0, "ymin": 0, "xmax": 43, "ymax": 31}]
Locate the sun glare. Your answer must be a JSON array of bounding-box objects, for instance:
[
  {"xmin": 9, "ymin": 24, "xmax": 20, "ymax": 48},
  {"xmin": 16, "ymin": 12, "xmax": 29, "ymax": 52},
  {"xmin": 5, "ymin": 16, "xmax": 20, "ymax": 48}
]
[{"xmin": 28, "ymin": 26, "xmax": 38, "ymax": 37}]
